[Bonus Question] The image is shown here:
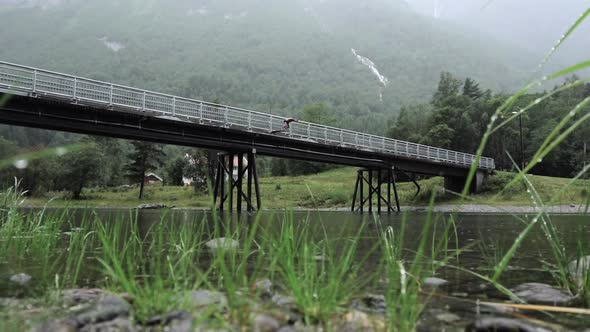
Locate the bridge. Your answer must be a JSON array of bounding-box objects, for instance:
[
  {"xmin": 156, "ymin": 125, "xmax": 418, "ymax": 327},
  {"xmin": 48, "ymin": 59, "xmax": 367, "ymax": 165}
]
[{"xmin": 0, "ymin": 61, "xmax": 494, "ymax": 213}]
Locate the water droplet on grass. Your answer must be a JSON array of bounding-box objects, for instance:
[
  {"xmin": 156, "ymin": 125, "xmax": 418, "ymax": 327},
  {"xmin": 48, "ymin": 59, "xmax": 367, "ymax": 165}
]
[
  {"xmin": 56, "ymin": 147, "xmax": 67, "ymax": 156},
  {"xmin": 14, "ymin": 159, "xmax": 28, "ymax": 169}
]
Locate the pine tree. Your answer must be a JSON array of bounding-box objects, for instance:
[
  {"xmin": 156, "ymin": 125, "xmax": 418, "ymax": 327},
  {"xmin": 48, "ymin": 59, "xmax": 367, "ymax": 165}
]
[
  {"xmin": 463, "ymin": 77, "xmax": 483, "ymax": 100},
  {"xmin": 126, "ymin": 141, "xmax": 165, "ymax": 199},
  {"xmin": 432, "ymin": 72, "xmax": 462, "ymax": 108}
]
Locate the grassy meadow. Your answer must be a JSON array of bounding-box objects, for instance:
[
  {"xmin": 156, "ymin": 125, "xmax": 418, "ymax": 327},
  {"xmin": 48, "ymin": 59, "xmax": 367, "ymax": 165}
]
[{"xmin": 20, "ymin": 167, "xmax": 590, "ymax": 209}]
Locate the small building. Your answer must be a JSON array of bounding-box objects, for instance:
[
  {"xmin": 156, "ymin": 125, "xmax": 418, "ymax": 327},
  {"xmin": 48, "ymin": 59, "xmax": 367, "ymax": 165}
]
[
  {"xmin": 145, "ymin": 172, "xmax": 163, "ymax": 184},
  {"xmin": 182, "ymin": 176, "xmax": 193, "ymax": 186}
]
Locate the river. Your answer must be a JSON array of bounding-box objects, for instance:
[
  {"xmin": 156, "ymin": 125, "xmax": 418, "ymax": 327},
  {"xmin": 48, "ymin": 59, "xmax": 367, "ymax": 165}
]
[{"xmin": 1, "ymin": 208, "xmax": 589, "ymax": 330}]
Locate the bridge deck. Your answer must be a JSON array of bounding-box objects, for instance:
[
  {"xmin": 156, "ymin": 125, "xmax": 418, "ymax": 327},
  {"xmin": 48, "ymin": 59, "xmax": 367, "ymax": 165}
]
[{"xmin": 0, "ymin": 61, "xmax": 494, "ymax": 174}]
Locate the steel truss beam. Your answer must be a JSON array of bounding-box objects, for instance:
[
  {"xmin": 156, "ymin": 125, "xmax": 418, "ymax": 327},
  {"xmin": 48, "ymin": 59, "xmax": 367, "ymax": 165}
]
[
  {"xmin": 351, "ymin": 167, "xmax": 401, "ymax": 214},
  {"xmin": 213, "ymin": 150, "xmax": 261, "ymax": 212}
]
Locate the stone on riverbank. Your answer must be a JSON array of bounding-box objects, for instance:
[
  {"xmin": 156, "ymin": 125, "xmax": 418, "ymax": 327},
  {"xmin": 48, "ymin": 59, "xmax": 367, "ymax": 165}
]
[
  {"xmin": 511, "ymin": 282, "xmax": 576, "ymax": 306},
  {"xmin": 59, "ymin": 288, "xmax": 110, "ymax": 306},
  {"xmin": 67, "ymin": 294, "xmax": 131, "ymax": 327},
  {"xmin": 271, "ymin": 294, "xmax": 295, "ymax": 309},
  {"xmin": 79, "ymin": 317, "xmax": 134, "ymax": 332},
  {"xmin": 254, "ymin": 313, "xmax": 281, "ymax": 332},
  {"xmin": 333, "ymin": 310, "xmax": 385, "ymax": 332},
  {"xmin": 32, "ymin": 293, "xmax": 131, "ymax": 332},
  {"xmin": 352, "ymin": 294, "xmax": 386, "ymax": 314},
  {"xmin": 188, "ymin": 290, "xmax": 228, "ymax": 309},
  {"xmin": 9, "ymin": 273, "xmax": 32, "ymax": 286},
  {"xmin": 254, "ymin": 279, "xmax": 273, "ymax": 298},
  {"xmin": 465, "ymin": 317, "xmax": 552, "ymax": 332},
  {"xmin": 30, "ymin": 320, "xmax": 78, "ymax": 332},
  {"xmin": 146, "ymin": 310, "xmax": 193, "ymax": 331}
]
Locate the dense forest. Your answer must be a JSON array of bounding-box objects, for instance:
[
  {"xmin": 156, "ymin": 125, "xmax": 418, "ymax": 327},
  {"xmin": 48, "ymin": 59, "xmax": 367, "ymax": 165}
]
[
  {"xmin": 387, "ymin": 73, "xmax": 590, "ymax": 177},
  {"xmin": 0, "ymin": 0, "xmax": 532, "ymax": 134}
]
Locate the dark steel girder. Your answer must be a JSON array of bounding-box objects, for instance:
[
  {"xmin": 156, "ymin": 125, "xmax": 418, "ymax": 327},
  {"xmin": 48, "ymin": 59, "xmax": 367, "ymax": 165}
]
[{"xmin": 0, "ymin": 93, "xmax": 478, "ymax": 177}]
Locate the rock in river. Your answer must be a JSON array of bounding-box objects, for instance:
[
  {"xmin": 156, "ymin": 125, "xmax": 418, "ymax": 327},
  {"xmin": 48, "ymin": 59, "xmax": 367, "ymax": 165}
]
[
  {"xmin": 136, "ymin": 203, "xmax": 169, "ymax": 209},
  {"xmin": 9, "ymin": 273, "xmax": 31, "ymax": 286},
  {"xmin": 205, "ymin": 237, "xmax": 239, "ymax": 251},
  {"xmin": 511, "ymin": 282, "xmax": 576, "ymax": 306},
  {"xmin": 424, "ymin": 277, "xmax": 449, "ymax": 288},
  {"xmin": 568, "ymin": 255, "xmax": 590, "ymax": 286}
]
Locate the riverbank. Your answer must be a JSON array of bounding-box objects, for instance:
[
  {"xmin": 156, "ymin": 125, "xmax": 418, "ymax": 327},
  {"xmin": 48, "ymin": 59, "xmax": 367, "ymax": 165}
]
[
  {"xmin": 3, "ymin": 201, "xmax": 590, "ymax": 331},
  {"xmin": 20, "ymin": 168, "xmax": 589, "ymax": 210}
]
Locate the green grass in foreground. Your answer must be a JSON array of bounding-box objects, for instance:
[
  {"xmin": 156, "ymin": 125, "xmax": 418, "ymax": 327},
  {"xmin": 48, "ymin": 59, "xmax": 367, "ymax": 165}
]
[
  {"xmin": 0, "ymin": 184, "xmax": 446, "ymax": 330},
  {"xmin": 20, "ymin": 168, "xmax": 590, "ymax": 209}
]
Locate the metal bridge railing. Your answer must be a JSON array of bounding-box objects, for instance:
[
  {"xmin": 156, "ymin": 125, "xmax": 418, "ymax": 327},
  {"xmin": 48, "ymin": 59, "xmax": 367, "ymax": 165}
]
[{"xmin": 0, "ymin": 61, "xmax": 495, "ymax": 170}]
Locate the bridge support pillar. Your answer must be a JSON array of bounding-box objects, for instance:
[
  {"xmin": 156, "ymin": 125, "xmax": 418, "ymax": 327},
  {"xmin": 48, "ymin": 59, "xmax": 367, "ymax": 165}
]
[
  {"xmin": 351, "ymin": 167, "xmax": 400, "ymax": 214},
  {"xmin": 213, "ymin": 150, "xmax": 261, "ymax": 212},
  {"xmin": 444, "ymin": 170, "xmax": 488, "ymax": 194}
]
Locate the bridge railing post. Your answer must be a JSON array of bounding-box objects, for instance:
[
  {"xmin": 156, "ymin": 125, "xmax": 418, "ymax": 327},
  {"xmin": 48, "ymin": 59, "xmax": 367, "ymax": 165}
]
[
  {"xmin": 142, "ymin": 91, "xmax": 146, "ymax": 111},
  {"xmin": 247, "ymin": 112, "xmax": 252, "ymax": 131},
  {"xmin": 269, "ymin": 115, "xmax": 274, "ymax": 132},
  {"xmin": 109, "ymin": 84, "xmax": 113, "ymax": 105},
  {"xmin": 32, "ymin": 69, "xmax": 37, "ymax": 93},
  {"xmin": 172, "ymin": 97, "xmax": 176, "ymax": 116},
  {"xmin": 73, "ymin": 78, "xmax": 77, "ymax": 100},
  {"xmin": 198, "ymin": 102, "xmax": 203, "ymax": 121}
]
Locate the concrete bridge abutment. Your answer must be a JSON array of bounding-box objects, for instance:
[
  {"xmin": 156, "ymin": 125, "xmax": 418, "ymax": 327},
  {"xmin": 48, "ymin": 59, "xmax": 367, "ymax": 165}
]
[{"xmin": 443, "ymin": 170, "xmax": 488, "ymax": 194}]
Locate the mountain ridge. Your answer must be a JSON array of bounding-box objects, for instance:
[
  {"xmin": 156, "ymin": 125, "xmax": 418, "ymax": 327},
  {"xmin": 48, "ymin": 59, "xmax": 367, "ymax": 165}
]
[{"xmin": 0, "ymin": 0, "xmax": 532, "ymax": 133}]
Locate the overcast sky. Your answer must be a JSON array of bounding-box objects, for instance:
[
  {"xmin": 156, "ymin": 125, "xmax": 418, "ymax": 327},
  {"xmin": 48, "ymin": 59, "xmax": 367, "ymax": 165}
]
[{"xmin": 407, "ymin": 0, "xmax": 590, "ymax": 64}]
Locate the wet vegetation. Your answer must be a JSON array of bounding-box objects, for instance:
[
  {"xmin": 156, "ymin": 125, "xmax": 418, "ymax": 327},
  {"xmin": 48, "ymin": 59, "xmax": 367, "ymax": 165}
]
[{"xmin": 1, "ymin": 181, "xmax": 590, "ymax": 330}]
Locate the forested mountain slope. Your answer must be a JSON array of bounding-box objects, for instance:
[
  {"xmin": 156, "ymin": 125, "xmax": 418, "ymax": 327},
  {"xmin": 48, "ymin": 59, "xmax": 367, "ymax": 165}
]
[{"xmin": 0, "ymin": 0, "xmax": 532, "ymax": 135}]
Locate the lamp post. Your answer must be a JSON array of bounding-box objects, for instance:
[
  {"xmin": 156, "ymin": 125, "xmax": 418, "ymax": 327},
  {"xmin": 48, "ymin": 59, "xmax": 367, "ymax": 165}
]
[{"xmin": 512, "ymin": 111, "xmax": 524, "ymax": 170}]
